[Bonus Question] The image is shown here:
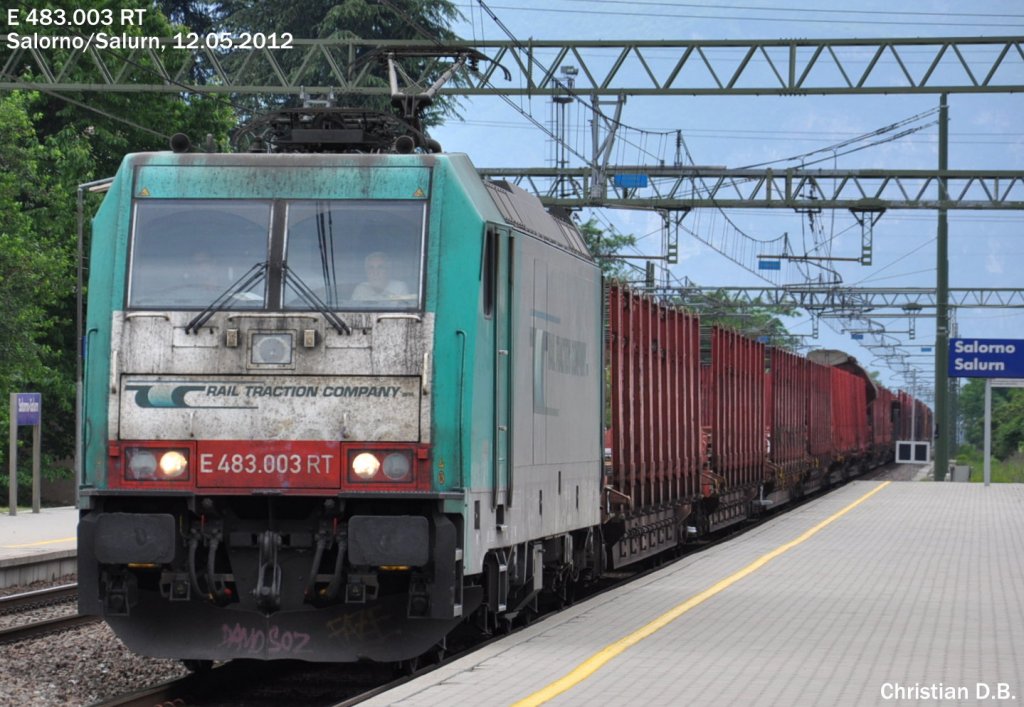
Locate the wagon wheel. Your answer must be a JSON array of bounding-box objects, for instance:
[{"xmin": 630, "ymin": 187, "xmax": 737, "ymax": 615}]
[
  {"xmin": 560, "ymin": 580, "xmax": 577, "ymax": 608},
  {"xmin": 397, "ymin": 655, "xmax": 421, "ymax": 675}
]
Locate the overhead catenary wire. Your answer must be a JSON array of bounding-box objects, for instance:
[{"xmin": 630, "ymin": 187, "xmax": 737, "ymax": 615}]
[
  {"xmin": 552, "ymin": 0, "xmax": 1024, "ymax": 21},
  {"xmin": 29, "ymin": 86, "xmax": 174, "ymax": 142},
  {"xmin": 0, "ymin": 25, "xmax": 256, "ymax": 151},
  {"xmin": 467, "ymin": 2, "xmax": 1024, "ymax": 28},
  {"xmin": 737, "ymin": 108, "xmax": 939, "ymax": 169}
]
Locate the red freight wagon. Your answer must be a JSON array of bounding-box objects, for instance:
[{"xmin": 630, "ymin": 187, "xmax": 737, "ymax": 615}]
[
  {"xmin": 605, "ymin": 285, "xmax": 701, "ymax": 566},
  {"xmin": 915, "ymin": 399, "xmax": 932, "ymax": 442},
  {"xmin": 869, "ymin": 386, "xmax": 896, "ymax": 464},
  {"xmin": 807, "ymin": 359, "xmax": 833, "ymax": 462},
  {"xmin": 704, "ymin": 326, "xmax": 765, "ymax": 530},
  {"xmin": 830, "ymin": 367, "xmax": 868, "ymax": 460},
  {"xmin": 896, "ymin": 391, "xmax": 914, "ymax": 440},
  {"xmin": 767, "ymin": 348, "xmax": 810, "ymax": 484}
]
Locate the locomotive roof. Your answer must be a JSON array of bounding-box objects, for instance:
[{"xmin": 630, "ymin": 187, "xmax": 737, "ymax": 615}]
[
  {"xmin": 106, "ymin": 151, "xmax": 593, "ymax": 262},
  {"xmin": 484, "ymin": 180, "xmax": 593, "ymax": 261}
]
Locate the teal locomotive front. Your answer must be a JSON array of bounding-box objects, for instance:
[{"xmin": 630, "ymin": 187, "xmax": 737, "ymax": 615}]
[{"xmin": 78, "ymin": 151, "xmax": 603, "ymax": 663}]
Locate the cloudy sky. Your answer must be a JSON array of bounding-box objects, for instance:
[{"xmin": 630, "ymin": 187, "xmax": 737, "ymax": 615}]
[{"xmin": 431, "ymin": 1, "xmax": 1024, "ymax": 400}]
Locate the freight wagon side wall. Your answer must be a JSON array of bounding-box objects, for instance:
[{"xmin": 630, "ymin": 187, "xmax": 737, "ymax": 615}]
[
  {"xmin": 807, "ymin": 360, "xmax": 832, "ymax": 458},
  {"xmin": 897, "ymin": 391, "xmax": 913, "ymax": 440},
  {"xmin": 830, "ymin": 367, "xmax": 868, "ymax": 458},
  {"xmin": 871, "ymin": 388, "xmax": 895, "ymax": 449},
  {"xmin": 830, "ymin": 368, "xmax": 855, "ymax": 456},
  {"xmin": 769, "ymin": 348, "xmax": 810, "ymax": 470},
  {"xmin": 855, "ymin": 377, "xmax": 869, "ymax": 452},
  {"xmin": 915, "ymin": 400, "xmax": 932, "ymax": 442},
  {"xmin": 606, "ymin": 285, "xmax": 701, "ymax": 511},
  {"xmin": 710, "ymin": 327, "xmax": 765, "ymax": 488}
]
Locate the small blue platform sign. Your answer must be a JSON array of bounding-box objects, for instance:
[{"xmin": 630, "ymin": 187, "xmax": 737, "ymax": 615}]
[
  {"xmin": 948, "ymin": 339, "xmax": 1024, "ymax": 378},
  {"xmin": 15, "ymin": 393, "xmax": 41, "ymax": 426}
]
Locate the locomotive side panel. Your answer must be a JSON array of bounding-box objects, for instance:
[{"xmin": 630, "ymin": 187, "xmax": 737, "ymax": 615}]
[
  {"xmin": 510, "ymin": 236, "xmax": 602, "ymax": 535},
  {"xmin": 436, "ymin": 174, "xmax": 603, "ymax": 612}
]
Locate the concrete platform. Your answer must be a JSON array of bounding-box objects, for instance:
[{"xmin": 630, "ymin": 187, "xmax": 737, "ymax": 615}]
[
  {"xmin": 0, "ymin": 506, "xmax": 78, "ymax": 587},
  {"xmin": 369, "ymin": 481, "xmax": 1024, "ymax": 706}
]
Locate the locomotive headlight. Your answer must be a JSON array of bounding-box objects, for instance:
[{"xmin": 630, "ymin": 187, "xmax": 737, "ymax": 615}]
[
  {"xmin": 352, "ymin": 452, "xmax": 381, "ymax": 479},
  {"xmin": 344, "ymin": 446, "xmax": 423, "ymax": 487},
  {"xmin": 126, "ymin": 450, "xmax": 158, "ymax": 479},
  {"xmin": 124, "ymin": 446, "xmax": 190, "ymax": 481},
  {"xmin": 158, "ymin": 450, "xmax": 189, "ymax": 479},
  {"xmin": 381, "ymin": 452, "xmax": 412, "ymax": 481}
]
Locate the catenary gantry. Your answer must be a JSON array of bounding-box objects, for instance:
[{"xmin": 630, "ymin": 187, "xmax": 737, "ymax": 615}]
[
  {"xmin": 662, "ymin": 286, "xmax": 1024, "ymax": 311},
  {"xmin": 1, "ymin": 36, "xmax": 1022, "ymax": 95},
  {"xmin": 476, "ymin": 166, "xmax": 1024, "ymax": 210}
]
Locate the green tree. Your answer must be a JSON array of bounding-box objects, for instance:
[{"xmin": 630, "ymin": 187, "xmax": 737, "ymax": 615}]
[
  {"xmin": 993, "ymin": 391, "xmax": 1024, "ymax": 459},
  {"xmin": 675, "ymin": 289, "xmax": 797, "ymax": 345},
  {"xmin": 0, "ymin": 2, "xmax": 237, "ymax": 497},
  {"xmin": 5, "ymin": 1, "xmax": 236, "ymax": 173},
  {"xmin": 0, "ymin": 92, "xmax": 93, "ymax": 492},
  {"xmin": 216, "ymin": 0, "xmax": 463, "ymax": 124},
  {"xmin": 958, "ymin": 378, "xmax": 1024, "ymax": 460},
  {"xmin": 156, "ymin": 0, "xmax": 223, "ymax": 36},
  {"xmin": 578, "ymin": 218, "xmax": 638, "ymax": 279}
]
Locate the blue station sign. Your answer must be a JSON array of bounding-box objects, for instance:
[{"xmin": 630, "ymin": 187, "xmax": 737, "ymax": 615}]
[
  {"xmin": 15, "ymin": 392, "xmax": 42, "ymax": 426},
  {"xmin": 948, "ymin": 338, "xmax": 1024, "ymax": 378}
]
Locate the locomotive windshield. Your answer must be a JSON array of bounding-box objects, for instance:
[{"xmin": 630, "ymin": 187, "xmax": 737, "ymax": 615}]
[
  {"xmin": 127, "ymin": 200, "xmax": 271, "ymax": 309},
  {"xmin": 284, "ymin": 200, "xmax": 424, "ymax": 312},
  {"xmin": 127, "ymin": 199, "xmax": 425, "ymax": 311}
]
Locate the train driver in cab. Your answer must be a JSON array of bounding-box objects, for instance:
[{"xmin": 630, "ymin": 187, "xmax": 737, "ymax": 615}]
[{"xmin": 351, "ymin": 251, "xmax": 410, "ymax": 304}]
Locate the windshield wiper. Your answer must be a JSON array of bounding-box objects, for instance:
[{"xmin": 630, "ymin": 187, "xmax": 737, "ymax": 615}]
[
  {"xmin": 186, "ymin": 262, "xmax": 268, "ymax": 334},
  {"xmin": 283, "ymin": 265, "xmax": 351, "ymax": 335}
]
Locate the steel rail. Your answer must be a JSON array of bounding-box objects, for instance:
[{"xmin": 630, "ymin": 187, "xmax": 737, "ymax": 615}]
[
  {"xmin": 0, "ymin": 613, "xmax": 99, "ymax": 645},
  {"xmin": 0, "ymin": 583, "xmax": 77, "ymax": 615}
]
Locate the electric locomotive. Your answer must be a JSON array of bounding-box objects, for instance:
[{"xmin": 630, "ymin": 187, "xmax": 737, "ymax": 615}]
[{"xmin": 78, "ymin": 106, "xmax": 603, "ymax": 663}]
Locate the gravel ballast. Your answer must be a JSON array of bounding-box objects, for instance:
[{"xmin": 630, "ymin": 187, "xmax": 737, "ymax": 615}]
[{"xmin": 0, "ymin": 622, "xmax": 189, "ymax": 705}]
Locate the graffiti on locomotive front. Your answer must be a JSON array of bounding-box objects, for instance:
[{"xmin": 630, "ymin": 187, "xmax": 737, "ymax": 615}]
[
  {"xmin": 119, "ymin": 375, "xmax": 422, "ymax": 443},
  {"xmin": 219, "ymin": 622, "xmax": 313, "ymax": 657}
]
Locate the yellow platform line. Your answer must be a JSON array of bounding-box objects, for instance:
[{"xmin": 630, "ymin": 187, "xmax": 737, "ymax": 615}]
[
  {"xmin": 2, "ymin": 536, "xmax": 76, "ymax": 549},
  {"xmin": 514, "ymin": 480, "xmax": 892, "ymax": 707}
]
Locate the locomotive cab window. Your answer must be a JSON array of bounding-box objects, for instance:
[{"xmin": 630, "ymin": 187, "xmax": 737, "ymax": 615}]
[
  {"xmin": 126, "ymin": 199, "xmax": 425, "ymax": 312},
  {"xmin": 283, "ymin": 200, "xmax": 425, "ymax": 312},
  {"xmin": 127, "ymin": 200, "xmax": 271, "ymax": 309}
]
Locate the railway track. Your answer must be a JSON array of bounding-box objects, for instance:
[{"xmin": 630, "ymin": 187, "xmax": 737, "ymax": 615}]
[
  {"xmin": 73, "ymin": 466, "xmax": 917, "ymax": 705},
  {"xmin": 0, "ymin": 583, "xmax": 100, "ymax": 645},
  {"xmin": 0, "ymin": 583, "xmax": 77, "ymax": 613},
  {"xmin": 95, "ymin": 658, "xmax": 413, "ymax": 706},
  {"xmin": 94, "ymin": 471, "xmax": 873, "ymax": 706}
]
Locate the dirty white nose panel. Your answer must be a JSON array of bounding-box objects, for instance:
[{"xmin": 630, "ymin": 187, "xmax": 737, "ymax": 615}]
[{"xmin": 118, "ymin": 375, "xmax": 421, "ymax": 442}]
